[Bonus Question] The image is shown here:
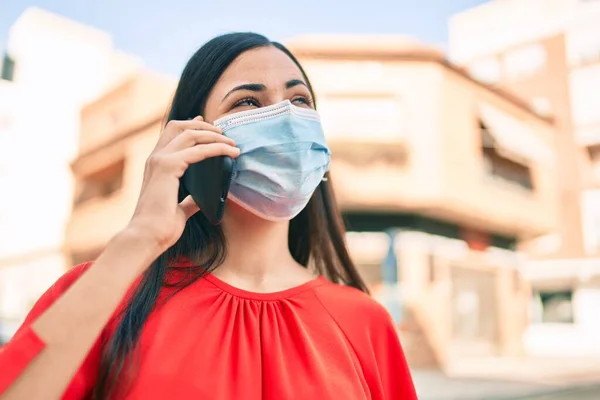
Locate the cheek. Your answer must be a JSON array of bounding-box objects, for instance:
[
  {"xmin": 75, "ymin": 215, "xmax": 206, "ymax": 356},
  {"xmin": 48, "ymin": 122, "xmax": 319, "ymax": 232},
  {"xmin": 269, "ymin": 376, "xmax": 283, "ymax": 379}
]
[
  {"xmin": 201, "ymin": 108, "xmax": 218, "ymax": 124},
  {"xmin": 202, "ymin": 94, "xmax": 225, "ymax": 124}
]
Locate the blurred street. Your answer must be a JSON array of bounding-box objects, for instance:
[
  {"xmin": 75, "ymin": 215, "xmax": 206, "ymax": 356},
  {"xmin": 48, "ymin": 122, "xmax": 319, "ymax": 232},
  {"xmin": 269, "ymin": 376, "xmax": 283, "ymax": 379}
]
[
  {"xmin": 412, "ymin": 359, "xmax": 600, "ymax": 400},
  {"xmin": 413, "ymin": 369, "xmax": 600, "ymax": 400},
  {"xmin": 414, "ymin": 370, "xmax": 550, "ymax": 400},
  {"xmin": 522, "ymin": 385, "xmax": 600, "ymax": 400}
]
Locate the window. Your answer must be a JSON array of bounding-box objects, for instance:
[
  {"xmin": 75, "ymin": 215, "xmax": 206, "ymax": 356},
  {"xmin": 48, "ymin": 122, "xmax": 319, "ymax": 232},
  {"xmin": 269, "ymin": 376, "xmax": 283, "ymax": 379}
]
[
  {"xmin": 503, "ymin": 45, "xmax": 546, "ymax": 80},
  {"xmin": 480, "ymin": 122, "xmax": 534, "ymax": 190},
  {"xmin": 0, "ymin": 53, "xmax": 15, "ymax": 82},
  {"xmin": 74, "ymin": 159, "xmax": 125, "ymax": 205},
  {"xmin": 538, "ymin": 290, "xmax": 574, "ymax": 323}
]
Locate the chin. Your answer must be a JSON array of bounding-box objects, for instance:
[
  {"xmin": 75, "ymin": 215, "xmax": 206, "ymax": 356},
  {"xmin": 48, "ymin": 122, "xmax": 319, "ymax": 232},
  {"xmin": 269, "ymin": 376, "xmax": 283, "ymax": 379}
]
[
  {"xmin": 224, "ymin": 198, "xmax": 268, "ymax": 223},
  {"xmin": 223, "ymin": 199, "xmax": 287, "ymax": 225}
]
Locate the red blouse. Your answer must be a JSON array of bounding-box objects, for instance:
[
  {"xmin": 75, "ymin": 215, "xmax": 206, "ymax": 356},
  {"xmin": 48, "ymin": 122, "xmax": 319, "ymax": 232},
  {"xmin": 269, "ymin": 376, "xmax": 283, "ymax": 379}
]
[{"xmin": 0, "ymin": 263, "xmax": 417, "ymax": 399}]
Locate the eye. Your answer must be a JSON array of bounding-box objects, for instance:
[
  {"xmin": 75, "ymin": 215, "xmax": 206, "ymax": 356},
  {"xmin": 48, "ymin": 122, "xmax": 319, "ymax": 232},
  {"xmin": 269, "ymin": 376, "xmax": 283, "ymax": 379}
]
[
  {"xmin": 291, "ymin": 96, "xmax": 314, "ymax": 108},
  {"xmin": 232, "ymin": 97, "xmax": 260, "ymax": 109}
]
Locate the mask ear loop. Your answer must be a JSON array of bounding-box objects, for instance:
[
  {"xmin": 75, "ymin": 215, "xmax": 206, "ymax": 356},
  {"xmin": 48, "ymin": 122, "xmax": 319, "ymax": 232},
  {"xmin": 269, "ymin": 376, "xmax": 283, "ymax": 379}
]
[{"xmin": 322, "ymin": 177, "xmax": 328, "ymax": 182}]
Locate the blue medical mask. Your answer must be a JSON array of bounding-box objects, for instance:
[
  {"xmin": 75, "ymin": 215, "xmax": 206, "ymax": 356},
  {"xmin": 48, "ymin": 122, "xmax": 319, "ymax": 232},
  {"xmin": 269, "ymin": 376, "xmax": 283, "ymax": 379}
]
[{"xmin": 213, "ymin": 99, "xmax": 331, "ymax": 221}]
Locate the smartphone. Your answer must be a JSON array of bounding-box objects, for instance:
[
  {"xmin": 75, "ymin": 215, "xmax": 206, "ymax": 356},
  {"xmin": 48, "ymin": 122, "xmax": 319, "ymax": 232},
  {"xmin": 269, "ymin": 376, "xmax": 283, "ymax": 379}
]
[{"xmin": 180, "ymin": 155, "xmax": 234, "ymax": 225}]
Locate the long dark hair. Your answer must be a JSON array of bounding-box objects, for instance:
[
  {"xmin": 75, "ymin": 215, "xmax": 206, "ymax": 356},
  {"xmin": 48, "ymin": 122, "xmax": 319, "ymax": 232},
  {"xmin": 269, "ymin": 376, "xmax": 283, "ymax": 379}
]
[{"xmin": 93, "ymin": 32, "xmax": 368, "ymax": 399}]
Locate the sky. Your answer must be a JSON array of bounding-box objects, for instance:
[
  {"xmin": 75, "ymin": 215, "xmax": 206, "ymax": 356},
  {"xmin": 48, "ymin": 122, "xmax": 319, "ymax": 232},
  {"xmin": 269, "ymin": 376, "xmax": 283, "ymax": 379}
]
[{"xmin": 0, "ymin": 0, "xmax": 489, "ymax": 77}]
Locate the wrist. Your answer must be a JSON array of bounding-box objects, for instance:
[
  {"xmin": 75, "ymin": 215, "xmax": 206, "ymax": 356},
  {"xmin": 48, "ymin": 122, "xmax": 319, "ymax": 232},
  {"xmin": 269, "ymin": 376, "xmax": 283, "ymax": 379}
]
[
  {"xmin": 119, "ymin": 221, "xmax": 169, "ymax": 254},
  {"xmin": 99, "ymin": 224, "xmax": 167, "ymax": 275},
  {"xmin": 79, "ymin": 225, "xmax": 167, "ymax": 292}
]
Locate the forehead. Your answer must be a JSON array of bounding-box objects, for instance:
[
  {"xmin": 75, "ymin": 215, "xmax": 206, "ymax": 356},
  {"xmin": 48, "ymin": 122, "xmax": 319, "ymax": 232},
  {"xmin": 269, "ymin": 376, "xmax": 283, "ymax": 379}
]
[{"xmin": 214, "ymin": 46, "xmax": 305, "ymax": 91}]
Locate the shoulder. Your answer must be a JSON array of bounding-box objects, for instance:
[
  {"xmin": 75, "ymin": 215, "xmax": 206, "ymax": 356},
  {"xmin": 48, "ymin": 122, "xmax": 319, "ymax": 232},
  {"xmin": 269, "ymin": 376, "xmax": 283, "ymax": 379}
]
[
  {"xmin": 314, "ymin": 281, "xmax": 417, "ymax": 399},
  {"xmin": 314, "ymin": 280, "xmax": 394, "ymax": 333}
]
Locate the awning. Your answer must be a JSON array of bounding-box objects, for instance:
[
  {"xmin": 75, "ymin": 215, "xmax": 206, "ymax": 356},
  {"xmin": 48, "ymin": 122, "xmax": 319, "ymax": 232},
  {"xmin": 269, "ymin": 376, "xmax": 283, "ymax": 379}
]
[{"xmin": 478, "ymin": 103, "xmax": 554, "ymax": 164}]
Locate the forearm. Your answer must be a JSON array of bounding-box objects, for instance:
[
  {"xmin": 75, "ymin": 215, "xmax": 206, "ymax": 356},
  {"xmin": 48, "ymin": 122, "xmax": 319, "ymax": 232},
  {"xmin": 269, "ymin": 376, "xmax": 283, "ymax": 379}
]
[{"xmin": 2, "ymin": 226, "xmax": 164, "ymax": 400}]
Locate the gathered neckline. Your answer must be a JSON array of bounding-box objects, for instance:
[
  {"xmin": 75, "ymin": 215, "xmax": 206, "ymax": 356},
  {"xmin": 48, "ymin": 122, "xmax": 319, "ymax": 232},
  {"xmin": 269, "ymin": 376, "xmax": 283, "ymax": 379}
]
[{"xmin": 203, "ymin": 274, "xmax": 327, "ymax": 301}]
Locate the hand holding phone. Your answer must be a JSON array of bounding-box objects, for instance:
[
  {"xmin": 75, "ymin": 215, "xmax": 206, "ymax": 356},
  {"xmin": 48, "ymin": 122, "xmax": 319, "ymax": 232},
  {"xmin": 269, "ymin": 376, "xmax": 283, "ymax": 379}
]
[
  {"xmin": 179, "ymin": 117, "xmax": 236, "ymax": 225},
  {"xmin": 130, "ymin": 116, "xmax": 239, "ymax": 250}
]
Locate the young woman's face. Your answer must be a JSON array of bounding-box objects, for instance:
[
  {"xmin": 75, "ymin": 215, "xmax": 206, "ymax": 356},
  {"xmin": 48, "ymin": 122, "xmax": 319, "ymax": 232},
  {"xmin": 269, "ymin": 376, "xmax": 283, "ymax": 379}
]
[
  {"xmin": 203, "ymin": 46, "xmax": 315, "ymax": 123},
  {"xmin": 203, "ymin": 45, "xmax": 317, "ymax": 222}
]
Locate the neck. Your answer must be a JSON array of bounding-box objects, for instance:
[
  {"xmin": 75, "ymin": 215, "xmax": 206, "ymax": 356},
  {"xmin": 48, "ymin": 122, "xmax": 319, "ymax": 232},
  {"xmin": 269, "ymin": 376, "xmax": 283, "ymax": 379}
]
[{"xmin": 218, "ymin": 207, "xmax": 294, "ymax": 281}]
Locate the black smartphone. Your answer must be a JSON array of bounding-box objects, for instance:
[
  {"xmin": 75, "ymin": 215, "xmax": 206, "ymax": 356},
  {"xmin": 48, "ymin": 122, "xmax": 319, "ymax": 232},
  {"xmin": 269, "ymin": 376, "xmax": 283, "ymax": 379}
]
[{"xmin": 180, "ymin": 155, "xmax": 234, "ymax": 225}]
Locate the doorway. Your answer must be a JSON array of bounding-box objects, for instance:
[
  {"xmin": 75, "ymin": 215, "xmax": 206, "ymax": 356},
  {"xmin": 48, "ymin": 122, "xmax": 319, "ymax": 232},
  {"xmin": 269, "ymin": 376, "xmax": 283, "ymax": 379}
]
[{"xmin": 450, "ymin": 266, "xmax": 500, "ymax": 357}]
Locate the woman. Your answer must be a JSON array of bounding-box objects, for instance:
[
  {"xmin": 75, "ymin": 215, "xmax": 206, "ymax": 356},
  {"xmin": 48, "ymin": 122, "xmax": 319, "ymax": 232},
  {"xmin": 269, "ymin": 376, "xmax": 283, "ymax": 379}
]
[{"xmin": 0, "ymin": 32, "xmax": 417, "ymax": 400}]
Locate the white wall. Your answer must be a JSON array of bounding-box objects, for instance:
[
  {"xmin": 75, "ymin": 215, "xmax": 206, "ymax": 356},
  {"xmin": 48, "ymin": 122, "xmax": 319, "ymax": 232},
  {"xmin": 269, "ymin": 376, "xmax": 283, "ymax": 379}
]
[
  {"xmin": 524, "ymin": 284, "xmax": 600, "ymax": 357},
  {"xmin": 448, "ymin": 0, "xmax": 600, "ymax": 64},
  {"xmin": 0, "ymin": 8, "xmax": 141, "ymax": 339},
  {"xmin": 448, "ymin": 0, "xmax": 576, "ymax": 63},
  {"xmin": 570, "ymin": 64, "xmax": 600, "ymax": 130},
  {"xmin": 565, "ymin": 22, "xmax": 600, "ymax": 66},
  {"xmin": 0, "ymin": 254, "xmax": 66, "ymax": 340}
]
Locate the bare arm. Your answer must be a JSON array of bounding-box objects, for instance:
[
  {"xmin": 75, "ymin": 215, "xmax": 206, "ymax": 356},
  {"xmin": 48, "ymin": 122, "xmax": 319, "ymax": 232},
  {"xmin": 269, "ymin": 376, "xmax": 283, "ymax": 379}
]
[
  {"xmin": 0, "ymin": 116, "xmax": 240, "ymax": 400},
  {"xmin": 2, "ymin": 227, "xmax": 161, "ymax": 400}
]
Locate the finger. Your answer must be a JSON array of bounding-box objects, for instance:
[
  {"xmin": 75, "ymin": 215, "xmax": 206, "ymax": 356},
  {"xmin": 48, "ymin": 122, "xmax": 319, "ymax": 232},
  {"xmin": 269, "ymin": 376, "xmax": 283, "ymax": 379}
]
[
  {"xmin": 164, "ymin": 129, "xmax": 235, "ymax": 152},
  {"xmin": 179, "ymin": 142, "xmax": 241, "ymax": 165},
  {"xmin": 182, "ymin": 119, "xmax": 221, "ymax": 134},
  {"xmin": 156, "ymin": 117, "xmax": 221, "ymax": 148},
  {"xmin": 173, "ymin": 118, "xmax": 222, "ymax": 135},
  {"xmin": 177, "ymin": 195, "xmax": 200, "ymax": 220}
]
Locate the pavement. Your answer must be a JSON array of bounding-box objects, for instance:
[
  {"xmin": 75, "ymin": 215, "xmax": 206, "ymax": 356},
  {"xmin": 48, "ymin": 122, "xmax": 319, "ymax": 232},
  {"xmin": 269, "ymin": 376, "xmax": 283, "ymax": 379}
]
[
  {"xmin": 517, "ymin": 384, "xmax": 600, "ymax": 399},
  {"xmin": 412, "ymin": 369, "xmax": 556, "ymax": 400},
  {"xmin": 411, "ymin": 359, "xmax": 600, "ymax": 400},
  {"xmin": 443, "ymin": 356, "xmax": 600, "ymax": 387}
]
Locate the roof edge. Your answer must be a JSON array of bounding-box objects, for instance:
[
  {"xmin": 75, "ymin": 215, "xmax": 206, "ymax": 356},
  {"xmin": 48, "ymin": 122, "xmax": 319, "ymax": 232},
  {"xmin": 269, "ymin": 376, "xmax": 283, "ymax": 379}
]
[{"xmin": 285, "ymin": 41, "xmax": 553, "ymax": 125}]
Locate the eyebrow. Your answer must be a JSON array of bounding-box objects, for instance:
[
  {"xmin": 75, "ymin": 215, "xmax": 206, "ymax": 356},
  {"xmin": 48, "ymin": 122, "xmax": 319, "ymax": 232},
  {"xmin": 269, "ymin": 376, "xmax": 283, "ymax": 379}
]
[
  {"xmin": 222, "ymin": 79, "xmax": 308, "ymax": 101},
  {"xmin": 285, "ymin": 79, "xmax": 307, "ymax": 89}
]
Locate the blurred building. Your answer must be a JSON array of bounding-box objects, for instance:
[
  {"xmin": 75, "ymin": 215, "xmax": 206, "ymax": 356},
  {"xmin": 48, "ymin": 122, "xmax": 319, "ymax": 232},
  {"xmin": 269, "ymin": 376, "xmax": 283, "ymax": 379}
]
[
  {"xmin": 65, "ymin": 72, "xmax": 176, "ymax": 261},
  {"xmin": 64, "ymin": 35, "xmax": 558, "ymax": 370},
  {"xmin": 450, "ymin": 0, "xmax": 600, "ymax": 357},
  {"xmin": 0, "ymin": 8, "xmax": 141, "ymax": 340}
]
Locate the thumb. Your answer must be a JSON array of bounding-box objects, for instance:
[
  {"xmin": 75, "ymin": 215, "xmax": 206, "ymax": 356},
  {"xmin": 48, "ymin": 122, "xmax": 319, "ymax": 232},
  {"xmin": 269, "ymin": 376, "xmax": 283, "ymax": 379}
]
[{"xmin": 177, "ymin": 195, "xmax": 200, "ymax": 220}]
